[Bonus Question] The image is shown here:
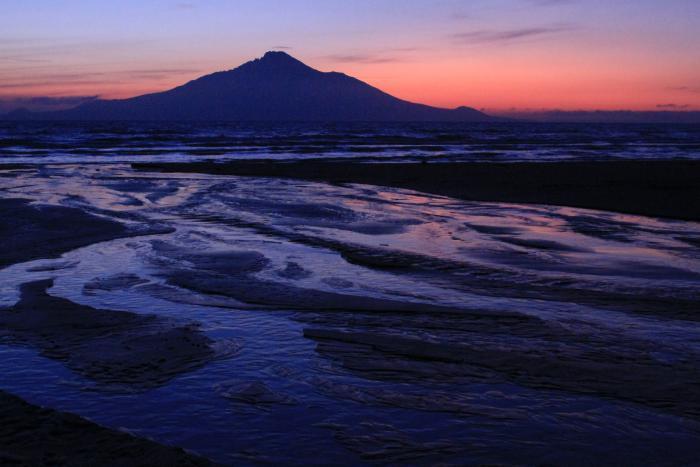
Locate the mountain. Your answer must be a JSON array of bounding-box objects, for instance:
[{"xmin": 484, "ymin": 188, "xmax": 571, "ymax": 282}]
[{"xmin": 4, "ymin": 51, "xmax": 492, "ymax": 122}]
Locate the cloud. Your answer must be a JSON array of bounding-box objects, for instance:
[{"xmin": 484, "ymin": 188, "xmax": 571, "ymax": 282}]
[
  {"xmin": 0, "ymin": 95, "xmax": 98, "ymax": 112},
  {"xmin": 527, "ymin": 0, "xmax": 575, "ymax": 5},
  {"xmin": 656, "ymin": 103, "xmax": 690, "ymax": 109},
  {"xmin": 120, "ymin": 68, "xmax": 201, "ymax": 79},
  {"xmin": 0, "ymin": 38, "xmax": 153, "ymax": 66},
  {"xmin": 323, "ymin": 48, "xmax": 417, "ymax": 65},
  {"xmin": 0, "ymin": 80, "xmax": 111, "ymax": 90},
  {"xmin": 451, "ymin": 11, "xmax": 471, "ymax": 20},
  {"xmin": 669, "ymin": 86, "xmax": 700, "ymax": 94},
  {"xmin": 389, "ymin": 47, "xmax": 419, "ymax": 53},
  {"xmin": 451, "ymin": 24, "xmax": 575, "ymax": 45},
  {"xmin": 271, "ymin": 45, "xmax": 293, "ymax": 50},
  {"xmin": 0, "ymin": 53, "xmax": 51, "ymax": 64},
  {"xmin": 323, "ymin": 54, "xmax": 400, "ymax": 64},
  {"xmin": 0, "ymin": 68, "xmax": 200, "ymax": 93}
]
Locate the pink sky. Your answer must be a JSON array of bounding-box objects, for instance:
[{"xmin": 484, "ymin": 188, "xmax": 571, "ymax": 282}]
[{"xmin": 1, "ymin": 0, "xmax": 699, "ymax": 112}]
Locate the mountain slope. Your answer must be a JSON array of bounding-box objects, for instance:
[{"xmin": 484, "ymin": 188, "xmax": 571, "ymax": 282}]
[{"xmin": 6, "ymin": 52, "xmax": 492, "ymax": 122}]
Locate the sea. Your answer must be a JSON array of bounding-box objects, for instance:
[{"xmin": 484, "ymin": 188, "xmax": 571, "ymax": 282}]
[
  {"xmin": 1, "ymin": 121, "xmax": 699, "ymax": 465},
  {"xmin": 1, "ymin": 121, "xmax": 699, "ymax": 164}
]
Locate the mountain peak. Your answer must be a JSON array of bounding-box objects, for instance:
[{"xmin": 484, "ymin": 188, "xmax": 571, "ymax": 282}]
[
  {"xmin": 255, "ymin": 50, "xmax": 309, "ymax": 69},
  {"xmin": 232, "ymin": 50, "xmax": 315, "ymax": 76},
  {"xmin": 261, "ymin": 50, "xmax": 295, "ymax": 60}
]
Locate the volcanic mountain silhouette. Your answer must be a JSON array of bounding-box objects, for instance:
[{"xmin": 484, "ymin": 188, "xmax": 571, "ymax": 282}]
[{"xmin": 10, "ymin": 51, "xmax": 493, "ymax": 121}]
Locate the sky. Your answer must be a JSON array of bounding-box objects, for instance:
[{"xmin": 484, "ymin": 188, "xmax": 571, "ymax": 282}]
[{"xmin": 1, "ymin": 0, "xmax": 699, "ymax": 112}]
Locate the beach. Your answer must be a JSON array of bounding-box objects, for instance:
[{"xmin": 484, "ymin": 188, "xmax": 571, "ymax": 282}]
[
  {"xmin": 134, "ymin": 159, "xmax": 700, "ymax": 221},
  {"xmin": 1, "ymin": 141, "xmax": 700, "ymax": 464},
  {"xmin": 0, "ymin": 195, "xmax": 219, "ymax": 463}
]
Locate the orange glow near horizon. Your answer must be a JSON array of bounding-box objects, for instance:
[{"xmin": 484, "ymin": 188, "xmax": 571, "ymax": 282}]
[
  {"xmin": 328, "ymin": 50, "xmax": 700, "ymax": 112},
  {"xmin": 4, "ymin": 53, "xmax": 698, "ymax": 113},
  {"xmin": 2, "ymin": 1, "xmax": 699, "ymax": 112}
]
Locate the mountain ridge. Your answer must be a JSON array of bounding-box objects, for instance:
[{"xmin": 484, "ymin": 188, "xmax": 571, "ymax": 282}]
[{"xmin": 3, "ymin": 51, "xmax": 493, "ymax": 122}]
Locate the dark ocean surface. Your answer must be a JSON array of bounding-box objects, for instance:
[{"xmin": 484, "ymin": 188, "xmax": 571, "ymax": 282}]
[
  {"xmin": 1, "ymin": 122, "xmax": 699, "ymax": 465},
  {"xmin": 1, "ymin": 121, "xmax": 700, "ymax": 163}
]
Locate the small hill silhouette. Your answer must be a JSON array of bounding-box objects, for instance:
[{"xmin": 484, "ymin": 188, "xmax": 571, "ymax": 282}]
[{"xmin": 6, "ymin": 51, "xmax": 492, "ymax": 122}]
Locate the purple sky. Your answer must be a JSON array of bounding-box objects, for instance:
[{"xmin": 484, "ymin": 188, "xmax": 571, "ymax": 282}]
[{"xmin": 1, "ymin": 0, "xmax": 699, "ymax": 111}]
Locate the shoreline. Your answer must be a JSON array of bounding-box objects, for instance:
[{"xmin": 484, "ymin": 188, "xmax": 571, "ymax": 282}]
[
  {"xmin": 0, "ymin": 198, "xmax": 215, "ymax": 465},
  {"xmin": 0, "ymin": 198, "xmax": 173, "ymax": 269},
  {"xmin": 133, "ymin": 160, "xmax": 700, "ymax": 221}
]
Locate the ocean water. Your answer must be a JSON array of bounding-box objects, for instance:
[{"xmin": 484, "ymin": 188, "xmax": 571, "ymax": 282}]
[
  {"xmin": 1, "ymin": 122, "xmax": 700, "ymax": 465},
  {"xmin": 1, "ymin": 121, "xmax": 700, "ymax": 164}
]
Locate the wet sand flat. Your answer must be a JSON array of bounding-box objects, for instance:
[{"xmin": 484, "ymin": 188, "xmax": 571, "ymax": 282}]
[
  {"xmin": 0, "ymin": 195, "xmax": 217, "ymax": 463},
  {"xmin": 133, "ymin": 160, "xmax": 700, "ymax": 221},
  {"xmin": 0, "ymin": 198, "xmax": 130, "ymax": 268},
  {"xmin": 1, "ymin": 161, "xmax": 700, "ymax": 465},
  {"xmin": 1, "ymin": 279, "xmax": 216, "ymax": 387}
]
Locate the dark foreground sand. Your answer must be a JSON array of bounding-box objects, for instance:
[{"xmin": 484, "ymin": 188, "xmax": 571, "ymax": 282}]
[
  {"xmin": 133, "ymin": 160, "xmax": 700, "ymax": 221},
  {"xmin": 1, "ymin": 279, "xmax": 216, "ymax": 387},
  {"xmin": 0, "ymin": 391, "xmax": 212, "ymax": 466},
  {"xmin": 0, "ymin": 198, "xmax": 166, "ymax": 268},
  {"xmin": 0, "ymin": 197, "xmax": 215, "ymax": 464}
]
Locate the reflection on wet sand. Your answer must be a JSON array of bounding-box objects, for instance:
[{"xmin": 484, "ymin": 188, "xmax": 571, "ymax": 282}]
[{"xmin": 1, "ymin": 163, "xmax": 700, "ymax": 465}]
